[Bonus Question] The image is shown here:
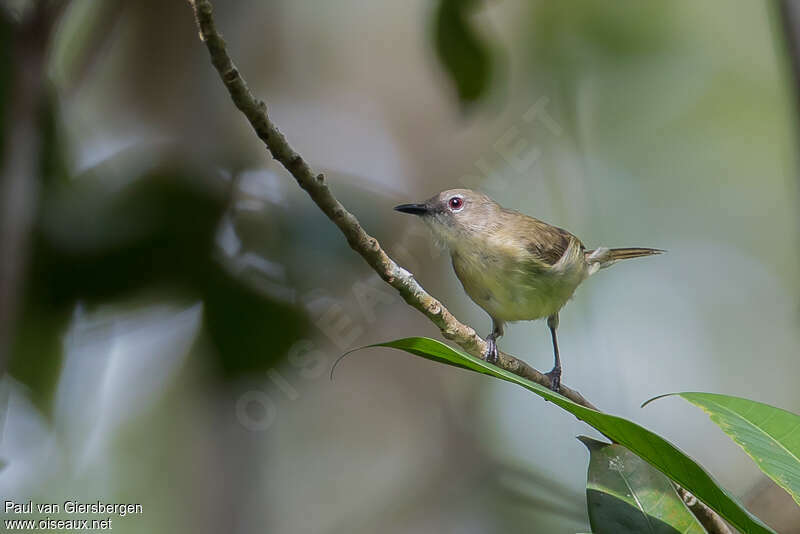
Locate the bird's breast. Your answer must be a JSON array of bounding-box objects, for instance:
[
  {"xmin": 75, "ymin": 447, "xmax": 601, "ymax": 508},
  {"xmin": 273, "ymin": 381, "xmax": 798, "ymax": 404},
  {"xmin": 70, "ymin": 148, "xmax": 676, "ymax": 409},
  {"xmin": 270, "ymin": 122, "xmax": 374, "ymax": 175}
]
[{"xmin": 451, "ymin": 243, "xmax": 587, "ymax": 322}]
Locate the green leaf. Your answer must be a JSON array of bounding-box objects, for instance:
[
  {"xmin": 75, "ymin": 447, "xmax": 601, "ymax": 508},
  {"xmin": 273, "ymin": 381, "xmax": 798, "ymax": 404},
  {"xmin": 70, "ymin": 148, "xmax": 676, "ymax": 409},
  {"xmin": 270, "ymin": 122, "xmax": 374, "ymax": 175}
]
[
  {"xmin": 356, "ymin": 337, "xmax": 775, "ymax": 534},
  {"xmin": 433, "ymin": 0, "xmax": 493, "ymax": 106},
  {"xmin": 644, "ymin": 392, "xmax": 800, "ymax": 507},
  {"xmin": 579, "ymin": 436, "xmax": 707, "ymax": 534}
]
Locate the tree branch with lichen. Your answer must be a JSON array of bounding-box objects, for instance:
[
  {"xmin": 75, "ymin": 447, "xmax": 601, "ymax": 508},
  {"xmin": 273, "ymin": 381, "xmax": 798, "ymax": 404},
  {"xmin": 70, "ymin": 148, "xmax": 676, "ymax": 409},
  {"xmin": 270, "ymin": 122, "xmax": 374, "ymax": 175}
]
[{"xmin": 185, "ymin": 2, "xmax": 738, "ymax": 532}]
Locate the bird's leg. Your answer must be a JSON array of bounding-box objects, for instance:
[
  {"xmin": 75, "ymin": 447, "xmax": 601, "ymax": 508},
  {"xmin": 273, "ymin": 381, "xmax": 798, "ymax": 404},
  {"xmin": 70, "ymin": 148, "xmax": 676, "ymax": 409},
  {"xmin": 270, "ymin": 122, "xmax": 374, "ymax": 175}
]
[
  {"xmin": 545, "ymin": 314, "xmax": 562, "ymax": 392},
  {"xmin": 485, "ymin": 319, "xmax": 504, "ymax": 364}
]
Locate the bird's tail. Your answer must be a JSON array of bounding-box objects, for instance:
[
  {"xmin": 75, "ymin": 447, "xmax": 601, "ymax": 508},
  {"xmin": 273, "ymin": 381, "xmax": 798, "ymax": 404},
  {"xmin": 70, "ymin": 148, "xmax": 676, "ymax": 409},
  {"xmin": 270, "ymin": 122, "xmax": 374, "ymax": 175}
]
[{"xmin": 584, "ymin": 247, "xmax": 664, "ymax": 273}]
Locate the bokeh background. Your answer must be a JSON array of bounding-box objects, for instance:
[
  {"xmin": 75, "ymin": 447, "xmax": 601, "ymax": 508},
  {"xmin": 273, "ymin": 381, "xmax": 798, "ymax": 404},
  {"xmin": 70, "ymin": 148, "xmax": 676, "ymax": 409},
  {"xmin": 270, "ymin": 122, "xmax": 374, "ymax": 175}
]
[{"xmin": 2, "ymin": 0, "xmax": 799, "ymax": 532}]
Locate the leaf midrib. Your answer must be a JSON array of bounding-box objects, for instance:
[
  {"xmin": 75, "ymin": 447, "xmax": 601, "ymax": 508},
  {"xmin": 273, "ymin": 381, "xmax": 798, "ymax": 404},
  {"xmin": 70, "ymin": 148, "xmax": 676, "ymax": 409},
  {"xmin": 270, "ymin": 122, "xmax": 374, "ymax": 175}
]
[
  {"xmin": 693, "ymin": 396, "xmax": 800, "ymax": 469},
  {"xmin": 616, "ymin": 463, "xmax": 657, "ymax": 534}
]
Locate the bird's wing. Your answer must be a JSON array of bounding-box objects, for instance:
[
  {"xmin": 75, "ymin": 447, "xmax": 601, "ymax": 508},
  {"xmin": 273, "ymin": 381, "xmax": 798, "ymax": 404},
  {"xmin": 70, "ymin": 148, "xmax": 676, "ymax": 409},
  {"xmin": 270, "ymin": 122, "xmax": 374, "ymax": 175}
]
[
  {"xmin": 525, "ymin": 227, "xmax": 577, "ymax": 266},
  {"xmin": 504, "ymin": 211, "xmax": 582, "ymax": 267}
]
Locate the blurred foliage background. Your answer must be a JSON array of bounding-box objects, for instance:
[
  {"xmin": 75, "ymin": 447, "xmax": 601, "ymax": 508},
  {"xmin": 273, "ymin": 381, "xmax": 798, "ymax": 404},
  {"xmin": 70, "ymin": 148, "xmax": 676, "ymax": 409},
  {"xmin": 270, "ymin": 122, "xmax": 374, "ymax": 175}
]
[{"xmin": 1, "ymin": 0, "xmax": 799, "ymax": 532}]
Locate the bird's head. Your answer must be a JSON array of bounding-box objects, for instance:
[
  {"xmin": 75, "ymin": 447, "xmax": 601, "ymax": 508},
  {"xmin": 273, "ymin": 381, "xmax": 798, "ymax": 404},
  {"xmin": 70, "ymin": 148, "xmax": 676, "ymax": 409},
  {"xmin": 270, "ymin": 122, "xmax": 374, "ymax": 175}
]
[{"xmin": 394, "ymin": 188, "xmax": 500, "ymax": 248}]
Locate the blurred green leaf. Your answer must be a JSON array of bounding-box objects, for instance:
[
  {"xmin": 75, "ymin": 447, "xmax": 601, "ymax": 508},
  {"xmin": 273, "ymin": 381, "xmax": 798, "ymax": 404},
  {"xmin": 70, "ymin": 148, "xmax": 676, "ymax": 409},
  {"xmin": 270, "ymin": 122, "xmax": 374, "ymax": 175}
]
[
  {"xmin": 12, "ymin": 152, "xmax": 310, "ymax": 407},
  {"xmin": 37, "ymin": 86, "xmax": 72, "ymax": 187},
  {"xmin": 579, "ymin": 436, "xmax": 706, "ymax": 534},
  {"xmin": 358, "ymin": 337, "xmax": 775, "ymax": 534},
  {"xmin": 8, "ymin": 299, "xmax": 70, "ymax": 414},
  {"xmin": 644, "ymin": 392, "xmax": 800, "ymax": 507},
  {"xmin": 433, "ymin": 0, "xmax": 492, "ymax": 105},
  {"xmin": 30, "ymin": 168, "xmax": 227, "ymax": 304},
  {"xmin": 51, "ymin": 0, "xmax": 125, "ymax": 91},
  {"xmin": 6, "ymin": 83, "xmax": 72, "ymax": 411},
  {"xmin": 528, "ymin": 1, "xmax": 676, "ymax": 65},
  {"xmin": 203, "ymin": 264, "xmax": 307, "ymax": 378}
]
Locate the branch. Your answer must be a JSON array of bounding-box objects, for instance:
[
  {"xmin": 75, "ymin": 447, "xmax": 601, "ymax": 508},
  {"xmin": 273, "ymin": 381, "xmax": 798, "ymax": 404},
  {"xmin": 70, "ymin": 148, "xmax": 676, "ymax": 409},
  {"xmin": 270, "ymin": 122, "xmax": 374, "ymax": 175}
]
[
  {"xmin": 186, "ymin": 0, "xmax": 596, "ymax": 410},
  {"xmin": 186, "ymin": 3, "xmax": 737, "ymax": 533},
  {"xmin": 676, "ymin": 486, "xmax": 733, "ymax": 534}
]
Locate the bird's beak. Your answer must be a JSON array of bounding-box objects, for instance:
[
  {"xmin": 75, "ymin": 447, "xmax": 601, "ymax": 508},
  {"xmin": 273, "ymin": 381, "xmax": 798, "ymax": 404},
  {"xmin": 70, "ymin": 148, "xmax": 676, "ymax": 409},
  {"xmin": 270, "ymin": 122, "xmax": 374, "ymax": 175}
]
[{"xmin": 393, "ymin": 203, "xmax": 429, "ymax": 216}]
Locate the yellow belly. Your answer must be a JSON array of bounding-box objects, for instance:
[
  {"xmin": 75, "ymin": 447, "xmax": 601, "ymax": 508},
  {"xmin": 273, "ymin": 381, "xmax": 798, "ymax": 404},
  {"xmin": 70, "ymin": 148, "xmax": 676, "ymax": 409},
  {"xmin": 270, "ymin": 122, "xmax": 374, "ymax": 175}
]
[{"xmin": 451, "ymin": 244, "xmax": 587, "ymax": 322}]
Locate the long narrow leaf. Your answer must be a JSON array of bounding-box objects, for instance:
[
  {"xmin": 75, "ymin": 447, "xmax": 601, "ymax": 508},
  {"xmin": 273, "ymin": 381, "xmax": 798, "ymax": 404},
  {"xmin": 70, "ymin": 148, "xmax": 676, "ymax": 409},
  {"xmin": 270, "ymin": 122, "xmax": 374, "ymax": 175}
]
[
  {"xmin": 433, "ymin": 0, "xmax": 493, "ymax": 105},
  {"xmin": 645, "ymin": 392, "xmax": 800, "ymax": 507},
  {"xmin": 357, "ymin": 337, "xmax": 774, "ymax": 534}
]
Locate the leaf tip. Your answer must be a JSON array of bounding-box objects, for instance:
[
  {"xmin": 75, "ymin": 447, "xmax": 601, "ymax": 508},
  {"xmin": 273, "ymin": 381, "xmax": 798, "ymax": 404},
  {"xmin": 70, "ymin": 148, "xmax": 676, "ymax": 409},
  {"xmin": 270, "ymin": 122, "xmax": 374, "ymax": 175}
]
[
  {"xmin": 577, "ymin": 435, "xmax": 609, "ymax": 451},
  {"xmin": 330, "ymin": 347, "xmax": 364, "ymax": 381},
  {"xmin": 641, "ymin": 392, "xmax": 675, "ymax": 409}
]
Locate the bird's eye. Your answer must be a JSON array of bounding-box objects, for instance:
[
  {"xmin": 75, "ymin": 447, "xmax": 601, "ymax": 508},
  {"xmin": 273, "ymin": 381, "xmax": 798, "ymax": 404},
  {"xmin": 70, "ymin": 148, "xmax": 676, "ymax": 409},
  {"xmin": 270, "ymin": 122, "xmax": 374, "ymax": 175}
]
[{"xmin": 448, "ymin": 197, "xmax": 463, "ymax": 211}]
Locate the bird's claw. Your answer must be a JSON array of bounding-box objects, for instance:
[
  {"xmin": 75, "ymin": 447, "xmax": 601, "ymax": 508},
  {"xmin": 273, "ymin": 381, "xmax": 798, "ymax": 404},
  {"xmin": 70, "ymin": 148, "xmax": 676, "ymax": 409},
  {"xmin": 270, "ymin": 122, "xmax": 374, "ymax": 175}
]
[
  {"xmin": 545, "ymin": 367, "xmax": 561, "ymax": 393},
  {"xmin": 485, "ymin": 337, "xmax": 499, "ymax": 365}
]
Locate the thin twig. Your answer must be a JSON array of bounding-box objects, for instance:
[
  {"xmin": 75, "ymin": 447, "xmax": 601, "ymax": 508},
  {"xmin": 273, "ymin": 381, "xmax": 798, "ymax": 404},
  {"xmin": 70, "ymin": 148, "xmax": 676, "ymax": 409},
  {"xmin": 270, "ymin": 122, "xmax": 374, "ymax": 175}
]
[
  {"xmin": 676, "ymin": 486, "xmax": 733, "ymax": 534},
  {"xmin": 185, "ymin": 2, "xmax": 733, "ymax": 532},
  {"xmin": 185, "ymin": 0, "xmax": 596, "ymax": 410}
]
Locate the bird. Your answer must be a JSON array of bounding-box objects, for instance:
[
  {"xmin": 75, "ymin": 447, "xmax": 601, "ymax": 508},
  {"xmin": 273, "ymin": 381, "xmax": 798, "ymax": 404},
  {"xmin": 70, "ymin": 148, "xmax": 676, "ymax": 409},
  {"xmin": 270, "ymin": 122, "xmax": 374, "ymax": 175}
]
[{"xmin": 394, "ymin": 188, "xmax": 662, "ymax": 393}]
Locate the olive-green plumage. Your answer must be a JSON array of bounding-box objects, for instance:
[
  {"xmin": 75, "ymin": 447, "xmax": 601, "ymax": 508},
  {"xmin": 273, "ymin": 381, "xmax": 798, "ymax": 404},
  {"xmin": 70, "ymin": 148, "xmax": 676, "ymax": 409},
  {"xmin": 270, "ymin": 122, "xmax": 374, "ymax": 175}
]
[{"xmin": 395, "ymin": 188, "xmax": 662, "ymax": 392}]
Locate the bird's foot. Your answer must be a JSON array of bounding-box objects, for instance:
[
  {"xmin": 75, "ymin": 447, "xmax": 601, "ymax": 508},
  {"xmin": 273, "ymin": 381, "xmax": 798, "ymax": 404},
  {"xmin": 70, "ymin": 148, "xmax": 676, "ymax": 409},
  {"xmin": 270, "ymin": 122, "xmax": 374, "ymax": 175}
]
[
  {"xmin": 485, "ymin": 337, "xmax": 499, "ymax": 365},
  {"xmin": 545, "ymin": 367, "xmax": 561, "ymax": 393}
]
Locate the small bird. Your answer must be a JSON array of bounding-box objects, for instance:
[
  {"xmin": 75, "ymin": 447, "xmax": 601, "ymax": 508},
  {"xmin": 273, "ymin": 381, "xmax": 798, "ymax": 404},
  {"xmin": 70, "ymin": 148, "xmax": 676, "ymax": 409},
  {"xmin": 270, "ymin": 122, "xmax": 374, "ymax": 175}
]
[{"xmin": 394, "ymin": 189, "xmax": 662, "ymax": 392}]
